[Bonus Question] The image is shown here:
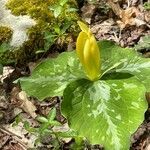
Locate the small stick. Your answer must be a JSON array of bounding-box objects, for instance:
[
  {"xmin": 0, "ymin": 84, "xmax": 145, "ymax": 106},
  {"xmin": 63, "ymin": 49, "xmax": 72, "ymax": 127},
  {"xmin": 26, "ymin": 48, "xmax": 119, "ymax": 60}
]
[{"xmin": 0, "ymin": 126, "xmax": 29, "ymax": 150}]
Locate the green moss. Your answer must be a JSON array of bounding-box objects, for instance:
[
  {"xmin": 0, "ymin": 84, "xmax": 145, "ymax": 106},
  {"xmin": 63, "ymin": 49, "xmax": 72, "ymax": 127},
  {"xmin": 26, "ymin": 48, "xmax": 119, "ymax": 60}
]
[
  {"xmin": 6, "ymin": 0, "xmax": 78, "ymax": 23},
  {"xmin": 3, "ymin": 0, "xmax": 80, "ymax": 65},
  {"xmin": 7, "ymin": 0, "xmax": 79, "ymax": 32},
  {"xmin": 0, "ymin": 27, "xmax": 15, "ymax": 65},
  {"xmin": 0, "ymin": 26, "xmax": 12, "ymax": 43},
  {"xmin": 6, "ymin": 0, "xmax": 53, "ymax": 16}
]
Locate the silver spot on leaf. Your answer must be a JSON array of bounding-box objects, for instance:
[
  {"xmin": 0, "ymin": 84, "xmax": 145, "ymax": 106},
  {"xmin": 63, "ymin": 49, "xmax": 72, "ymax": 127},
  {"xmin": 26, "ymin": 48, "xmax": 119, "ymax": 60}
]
[
  {"xmin": 131, "ymin": 102, "xmax": 139, "ymax": 108},
  {"xmin": 115, "ymin": 114, "xmax": 121, "ymax": 120}
]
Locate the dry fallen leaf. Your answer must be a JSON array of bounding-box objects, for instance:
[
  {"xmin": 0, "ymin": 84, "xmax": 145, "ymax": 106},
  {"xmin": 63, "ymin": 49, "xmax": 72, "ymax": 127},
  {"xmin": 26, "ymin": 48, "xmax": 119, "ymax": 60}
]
[
  {"xmin": 107, "ymin": 0, "xmax": 146, "ymax": 28},
  {"xmin": 3, "ymin": 122, "xmax": 37, "ymax": 149},
  {"xmin": 145, "ymin": 11, "xmax": 150, "ymax": 23},
  {"xmin": 18, "ymin": 91, "xmax": 37, "ymax": 118},
  {"xmin": 0, "ymin": 66, "xmax": 14, "ymax": 83},
  {"xmin": 81, "ymin": 3, "xmax": 96, "ymax": 24},
  {"xmin": 117, "ymin": 7, "xmax": 145, "ymax": 28}
]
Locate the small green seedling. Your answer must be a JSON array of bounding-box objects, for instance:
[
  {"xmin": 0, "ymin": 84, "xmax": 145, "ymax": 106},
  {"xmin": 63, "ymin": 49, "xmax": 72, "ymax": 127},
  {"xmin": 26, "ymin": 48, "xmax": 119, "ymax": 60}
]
[
  {"xmin": 0, "ymin": 42, "xmax": 15, "ymax": 65},
  {"xmin": 0, "ymin": 42, "xmax": 10, "ymax": 53},
  {"xmin": 135, "ymin": 35, "xmax": 150, "ymax": 52},
  {"xmin": 23, "ymin": 108, "xmax": 60, "ymax": 145},
  {"xmin": 19, "ymin": 22, "xmax": 150, "ymax": 149},
  {"xmin": 23, "ymin": 108, "xmax": 77, "ymax": 148},
  {"xmin": 36, "ymin": 21, "xmax": 73, "ymax": 54},
  {"xmin": 49, "ymin": 0, "xmax": 77, "ymax": 18},
  {"xmin": 144, "ymin": 2, "xmax": 150, "ymax": 10}
]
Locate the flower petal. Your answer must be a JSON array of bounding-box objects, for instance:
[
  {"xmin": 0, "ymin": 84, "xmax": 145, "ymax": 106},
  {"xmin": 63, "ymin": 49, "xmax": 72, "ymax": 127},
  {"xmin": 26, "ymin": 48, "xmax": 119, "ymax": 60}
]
[
  {"xmin": 76, "ymin": 31, "xmax": 88, "ymax": 65},
  {"xmin": 76, "ymin": 21, "xmax": 101, "ymax": 81},
  {"xmin": 77, "ymin": 21, "xmax": 89, "ymax": 33}
]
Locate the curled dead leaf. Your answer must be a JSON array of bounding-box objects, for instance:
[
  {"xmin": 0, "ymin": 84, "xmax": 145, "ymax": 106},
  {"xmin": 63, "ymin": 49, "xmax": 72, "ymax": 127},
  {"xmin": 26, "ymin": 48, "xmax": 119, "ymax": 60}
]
[
  {"xmin": 118, "ymin": 7, "xmax": 146, "ymax": 28},
  {"xmin": 18, "ymin": 91, "xmax": 37, "ymax": 118},
  {"xmin": 107, "ymin": 0, "xmax": 146, "ymax": 28}
]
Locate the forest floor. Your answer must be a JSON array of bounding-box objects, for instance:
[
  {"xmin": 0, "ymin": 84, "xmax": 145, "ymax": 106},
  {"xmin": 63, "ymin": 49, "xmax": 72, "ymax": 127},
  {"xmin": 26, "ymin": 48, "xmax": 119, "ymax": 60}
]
[{"xmin": 0, "ymin": 0, "xmax": 150, "ymax": 149}]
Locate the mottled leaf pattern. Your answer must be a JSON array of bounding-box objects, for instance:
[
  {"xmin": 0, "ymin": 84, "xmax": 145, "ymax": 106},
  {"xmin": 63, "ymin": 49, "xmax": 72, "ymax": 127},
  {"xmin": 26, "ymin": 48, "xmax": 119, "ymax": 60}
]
[
  {"xmin": 19, "ymin": 40, "xmax": 150, "ymax": 149},
  {"xmin": 62, "ymin": 77, "xmax": 147, "ymax": 150},
  {"xmin": 20, "ymin": 41, "xmax": 150, "ymax": 100},
  {"xmin": 99, "ymin": 41, "xmax": 150, "ymax": 91},
  {"xmin": 20, "ymin": 51, "xmax": 85, "ymax": 100}
]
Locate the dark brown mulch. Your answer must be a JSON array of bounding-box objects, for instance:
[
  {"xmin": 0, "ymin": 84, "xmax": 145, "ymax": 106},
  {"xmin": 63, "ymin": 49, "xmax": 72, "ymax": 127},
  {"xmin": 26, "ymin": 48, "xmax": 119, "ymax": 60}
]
[{"xmin": 0, "ymin": 0, "xmax": 150, "ymax": 149}]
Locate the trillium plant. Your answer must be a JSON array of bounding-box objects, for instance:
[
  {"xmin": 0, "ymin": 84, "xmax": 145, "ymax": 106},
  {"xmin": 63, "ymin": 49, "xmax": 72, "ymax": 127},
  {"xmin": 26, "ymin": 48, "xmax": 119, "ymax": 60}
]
[{"xmin": 19, "ymin": 21, "xmax": 150, "ymax": 149}]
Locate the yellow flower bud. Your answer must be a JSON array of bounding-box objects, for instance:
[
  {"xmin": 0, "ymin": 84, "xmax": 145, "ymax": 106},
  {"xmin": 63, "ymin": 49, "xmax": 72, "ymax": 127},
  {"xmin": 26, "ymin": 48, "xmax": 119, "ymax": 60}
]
[{"xmin": 76, "ymin": 21, "xmax": 101, "ymax": 81}]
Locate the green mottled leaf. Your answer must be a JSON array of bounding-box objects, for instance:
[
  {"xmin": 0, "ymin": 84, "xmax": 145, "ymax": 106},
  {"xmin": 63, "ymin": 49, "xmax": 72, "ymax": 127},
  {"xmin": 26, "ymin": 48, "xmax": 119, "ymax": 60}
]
[
  {"xmin": 20, "ymin": 40, "xmax": 150, "ymax": 100},
  {"xmin": 99, "ymin": 41, "xmax": 150, "ymax": 91},
  {"xmin": 62, "ymin": 77, "xmax": 147, "ymax": 150},
  {"xmin": 115, "ymin": 57, "xmax": 150, "ymax": 91},
  {"xmin": 19, "ymin": 40, "xmax": 150, "ymax": 149},
  {"xmin": 20, "ymin": 51, "xmax": 85, "ymax": 100},
  {"xmin": 99, "ymin": 41, "xmax": 136, "ymax": 75}
]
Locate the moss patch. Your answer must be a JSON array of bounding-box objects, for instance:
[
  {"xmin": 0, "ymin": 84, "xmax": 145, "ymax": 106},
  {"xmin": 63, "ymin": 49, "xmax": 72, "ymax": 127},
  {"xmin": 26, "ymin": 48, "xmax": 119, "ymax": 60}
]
[
  {"xmin": 6, "ymin": 0, "xmax": 79, "ymax": 36},
  {"xmin": 0, "ymin": 0, "xmax": 80, "ymax": 65},
  {"xmin": 0, "ymin": 26, "xmax": 12, "ymax": 43}
]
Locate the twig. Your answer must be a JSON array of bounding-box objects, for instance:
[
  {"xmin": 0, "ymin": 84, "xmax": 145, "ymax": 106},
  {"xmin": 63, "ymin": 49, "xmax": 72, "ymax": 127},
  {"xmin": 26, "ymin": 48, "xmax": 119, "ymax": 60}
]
[
  {"xmin": 0, "ymin": 126, "xmax": 29, "ymax": 150},
  {"xmin": 107, "ymin": 0, "xmax": 122, "ymax": 18},
  {"xmin": 127, "ymin": 0, "xmax": 130, "ymax": 8}
]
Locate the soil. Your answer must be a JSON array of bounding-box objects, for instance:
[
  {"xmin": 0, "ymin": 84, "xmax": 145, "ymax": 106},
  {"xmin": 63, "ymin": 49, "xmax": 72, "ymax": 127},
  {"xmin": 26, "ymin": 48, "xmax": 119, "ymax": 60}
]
[{"xmin": 0, "ymin": 0, "xmax": 150, "ymax": 149}]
